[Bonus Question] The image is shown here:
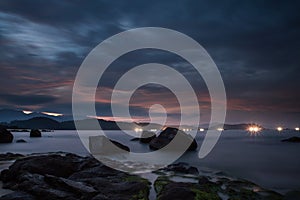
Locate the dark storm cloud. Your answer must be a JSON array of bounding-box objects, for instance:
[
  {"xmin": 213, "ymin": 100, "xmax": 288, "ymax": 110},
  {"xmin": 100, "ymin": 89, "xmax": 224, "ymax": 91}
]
[
  {"xmin": 0, "ymin": 0, "xmax": 299, "ymax": 125},
  {"xmin": 0, "ymin": 94, "xmax": 57, "ymax": 105}
]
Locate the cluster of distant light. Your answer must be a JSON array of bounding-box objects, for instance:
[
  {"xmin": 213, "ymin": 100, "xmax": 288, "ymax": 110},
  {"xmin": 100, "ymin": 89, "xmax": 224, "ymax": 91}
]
[
  {"xmin": 247, "ymin": 125, "xmax": 262, "ymax": 136},
  {"xmin": 248, "ymin": 126, "xmax": 261, "ymax": 132},
  {"xmin": 134, "ymin": 128, "xmax": 143, "ymax": 132},
  {"xmin": 133, "ymin": 126, "xmax": 300, "ymax": 133},
  {"xmin": 276, "ymin": 126, "xmax": 300, "ymax": 132},
  {"xmin": 22, "ymin": 110, "xmax": 63, "ymax": 117}
]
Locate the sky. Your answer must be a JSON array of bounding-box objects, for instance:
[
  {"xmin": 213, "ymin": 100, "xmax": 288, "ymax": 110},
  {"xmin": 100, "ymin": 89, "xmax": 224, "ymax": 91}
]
[{"xmin": 0, "ymin": 0, "xmax": 299, "ymax": 127}]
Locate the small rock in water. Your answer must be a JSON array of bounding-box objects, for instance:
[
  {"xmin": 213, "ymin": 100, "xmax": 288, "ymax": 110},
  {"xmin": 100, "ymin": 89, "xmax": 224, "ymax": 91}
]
[
  {"xmin": 16, "ymin": 139, "xmax": 27, "ymax": 143},
  {"xmin": 281, "ymin": 136, "xmax": 300, "ymax": 143},
  {"xmin": 30, "ymin": 129, "xmax": 41, "ymax": 138}
]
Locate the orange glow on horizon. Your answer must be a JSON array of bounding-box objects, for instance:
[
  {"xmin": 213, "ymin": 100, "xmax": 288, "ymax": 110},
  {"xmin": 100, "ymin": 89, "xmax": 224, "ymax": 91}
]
[
  {"xmin": 22, "ymin": 110, "xmax": 33, "ymax": 114},
  {"xmin": 42, "ymin": 112, "xmax": 63, "ymax": 117}
]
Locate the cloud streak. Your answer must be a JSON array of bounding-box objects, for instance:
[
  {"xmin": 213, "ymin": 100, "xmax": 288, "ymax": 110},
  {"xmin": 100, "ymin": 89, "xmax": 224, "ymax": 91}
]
[{"xmin": 0, "ymin": 0, "xmax": 299, "ymax": 126}]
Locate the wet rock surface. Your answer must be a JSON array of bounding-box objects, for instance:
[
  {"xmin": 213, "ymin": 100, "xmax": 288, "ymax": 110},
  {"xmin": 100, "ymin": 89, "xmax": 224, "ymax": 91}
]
[
  {"xmin": 155, "ymin": 162, "xmax": 199, "ymax": 175},
  {"xmin": 154, "ymin": 163, "xmax": 284, "ymax": 200},
  {"xmin": 0, "ymin": 153, "xmax": 293, "ymax": 200},
  {"xmin": 0, "ymin": 153, "xmax": 150, "ymax": 200},
  {"xmin": 0, "ymin": 153, "xmax": 24, "ymax": 161}
]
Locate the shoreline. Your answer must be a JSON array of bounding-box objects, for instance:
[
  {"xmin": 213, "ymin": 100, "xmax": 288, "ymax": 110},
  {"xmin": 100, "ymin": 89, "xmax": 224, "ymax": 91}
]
[{"xmin": 0, "ymin": 152, "xmax": 294, "ymax": 199}]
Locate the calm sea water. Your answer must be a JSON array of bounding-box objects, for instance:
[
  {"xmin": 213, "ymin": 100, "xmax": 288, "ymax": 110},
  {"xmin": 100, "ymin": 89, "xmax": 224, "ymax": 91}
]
[{"xmin": 0, "ymin": 130, "xmax": 300, "ymax": 194}]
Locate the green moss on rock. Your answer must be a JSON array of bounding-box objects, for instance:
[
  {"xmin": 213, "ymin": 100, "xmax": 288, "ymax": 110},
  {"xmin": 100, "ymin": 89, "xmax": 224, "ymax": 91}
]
[{"xmin": 191, "ymin": 188, "xmax": 220, "ymax": 200}]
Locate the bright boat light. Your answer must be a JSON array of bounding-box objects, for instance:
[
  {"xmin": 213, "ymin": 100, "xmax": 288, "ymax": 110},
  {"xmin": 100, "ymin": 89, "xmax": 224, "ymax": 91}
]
[
  {"xmin": 134, "ymin": 128, "xmax": 143, "ymax": 132},
  {"xmin": 277, "ymin": 127, "xmax": 283, "ymax": 132},
  {"xmin": 295, "ymin": 127, "xmax": 300, "ymax": 131},
  {"xmin": 199, "ymin": 128, "xmax": 205, "ymax": 132},
  {"xmin": 247, "ymin": 125, "xmax": 261, "ymax": 135}
]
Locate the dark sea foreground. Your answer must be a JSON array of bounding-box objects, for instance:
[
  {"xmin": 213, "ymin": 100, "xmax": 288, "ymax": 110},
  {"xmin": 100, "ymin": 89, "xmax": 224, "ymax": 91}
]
[{"xmin": 0, "ymin": 130, "xmax": 300, "ymax": 199}]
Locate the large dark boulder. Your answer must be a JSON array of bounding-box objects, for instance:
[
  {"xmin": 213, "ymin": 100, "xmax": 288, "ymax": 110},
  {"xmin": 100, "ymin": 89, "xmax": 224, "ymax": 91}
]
[
  {"xmin": 0, "ymin": 191, "xmax": 36, "ymax": 200},
  {"xmin": 0, "ymin": 153, "xmax": 150, "ymax": 200},
  {"xmin": 110, "ymin": 140, "xmax": 130, "ymax": 152},
  {"xmin": 30, "ymin": 129, "xmax": 41, "ymax": 137},
  {"xmin": 140, "ymin": 131, "xmax": 156, "ymax": 143},
  {"xmin": 0, "ymin": 127, "xmax": 14, "ymax": 143},
  {"xmin": 0, "ymin": 154, "xmax": 91, "ymax": 182},
  {"xmin": 131, "ymin": 131, "xmax": 156, "ymax": 143},
  {"xmin": 149, "ymin": 127, "xmax": 197, "ymax": 151}
]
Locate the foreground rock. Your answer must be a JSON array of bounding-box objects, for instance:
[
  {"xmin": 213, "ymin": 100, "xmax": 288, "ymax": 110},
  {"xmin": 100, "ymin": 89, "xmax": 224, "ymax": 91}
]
[
  {"xmin": 0, "ymin": 153, "xmax": 150, "ymax": 200},
  {"xmin": 30, "ymin": 129, "xmax": 41, "ymax": 138},
  {"xmin": 282, "ymin": 137, "xmax": 300, "ymax": 143},
  {"xmin": 156, "ymin": 162, "xmax": 199, "ymax": 175},
  {"xmin": 154, "ymin": 164, "xmax": 283, "ymax": 200},
  {"xmin": 149, "ymin": 127, "xmax": 197, "ymax": 151},
  {"xmin": 0, "ymin": 128, "xmax": 13, "ymax": 143},
  {"xmin": 0, "ymin": 153, "xmax": 24, "ymax": 161}
]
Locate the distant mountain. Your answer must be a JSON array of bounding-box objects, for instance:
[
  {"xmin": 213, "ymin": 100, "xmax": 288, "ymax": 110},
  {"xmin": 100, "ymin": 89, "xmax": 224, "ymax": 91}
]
[
  {"xmin": 0, "ymin": 111, "xmax": 265, "ymax": 130},
  {"xmin": 3, "ymin": 117, "xmax": 164, "ymax": 130},
  {"xmin": 10, "ymin": 117, "xmax": 61, "ymax": 129},
  {"xmin": 0, "ymin": 109, "xmax": 72, "ymax": 123}
]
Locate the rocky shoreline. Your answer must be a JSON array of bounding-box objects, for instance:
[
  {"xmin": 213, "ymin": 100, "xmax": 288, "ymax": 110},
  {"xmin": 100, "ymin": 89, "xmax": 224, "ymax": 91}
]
[{"xmin": 0, "ymin": 153, "xmax": 297, "ymax": 200}]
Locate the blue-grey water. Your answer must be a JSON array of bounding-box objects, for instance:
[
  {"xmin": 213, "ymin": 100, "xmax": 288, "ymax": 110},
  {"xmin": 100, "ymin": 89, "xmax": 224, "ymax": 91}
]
[{"xmin": 1, "ymin": 130, "xmax": 300, "ymax": 194}]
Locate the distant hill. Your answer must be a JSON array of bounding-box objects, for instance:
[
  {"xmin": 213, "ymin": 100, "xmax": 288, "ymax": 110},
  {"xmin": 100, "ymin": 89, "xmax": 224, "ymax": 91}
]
[
  {"xmin": 10, "ymin": 117, "xmax": 61, "ymax": 129},
  {"xmin": 0, "ymin": 109, "xmax": 72, "ymax": 123},
  {"xmin": 0, "ymin": 111, "xmax": 265, "ymax": 130},
  {"xmin": 3, "ymin": 117, "xmax": 164, "ymax": 130}
]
